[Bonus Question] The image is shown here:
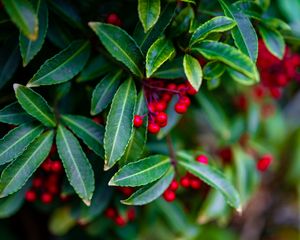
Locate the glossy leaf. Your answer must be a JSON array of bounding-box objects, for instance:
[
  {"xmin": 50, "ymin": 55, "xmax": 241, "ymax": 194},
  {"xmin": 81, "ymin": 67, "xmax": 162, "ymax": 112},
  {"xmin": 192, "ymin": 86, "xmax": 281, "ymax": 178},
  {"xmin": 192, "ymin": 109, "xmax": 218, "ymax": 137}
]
[
  {"xmin": 56, "ymin": 125, "xmax": 95, "ymax": 206},
  {"xmin": 19, "ymin": 0, "xmax": 48, "ymax": 66},
  {"xmin": 2, "ymin": 0, "xmax": 38, "ymax": 40},
  {"xmin": 0, "ymin": 131, "xmax": 54, "ymax": 198},
  {"xmin": 152, "ymin": 57, "xmax": 185, "ymax": 79},
  {"xmin": 27, "ymin": 40, "xmax": 91, "ymax": 87},
  {"xmin": 183, "ymin": 54, "xmax": 203, "ymax": 91},
  {"xmin": 0, "ymin": 123, "xmax": 44, "ymax": 165},
  {"xmin": 192, "ymin": 41, "xmax": 259, "ymax": 82},
  {"xmin": 91, "ymin": 70, "xmax": 122, "ymax": 116},
  {"xmin": 138, "ymin": 0, "xmax": 160, "ymax": 32},
  {"xmin": 168, "ymin": 6, "xmax": 194, "ymax": 37},
  {"xmin": 121, "ymin": 167, "xmax": 174, "ymax": 205},
  {"xmin": 61, "ymin": 114, "xmax": 104, "ymax": 157},
  {"xmin": 227, "ymin": 67, "xmax": 256, "ymax": 85},
  {"xmin": 218, "ymin": 0, "xmax": 258, "ymax": 61},
  {"xmin": 233, "ymin": 0, "xmax": 263, "ymax": 20},
  {"xmin": 14, "ymin": 84, "xmax": 56, "ymax": 127},
  {"xmin": 104, "ymin": 78, "xmax": 137, "ymax": 170},
  {"xmin": 109, "ymin": 155, "xmax": 170, "ymax": 187},
  {"xmin": 190, "ymin": 16, "xmax": 236, "ymax": 46},
  {"xmin": 203, "ymin": 61, "xmax": 225, "ymax": 80},
  {"xmin": 89, "ymin": 23, "xmax": 144, "ymax": 77},
  {"xmin": 146, "ymin": 37, "xmax": 175, "ymax": 77},
  {"xmin": 0, "ymin": 102, "xmax": 33, "ymax": 125}
]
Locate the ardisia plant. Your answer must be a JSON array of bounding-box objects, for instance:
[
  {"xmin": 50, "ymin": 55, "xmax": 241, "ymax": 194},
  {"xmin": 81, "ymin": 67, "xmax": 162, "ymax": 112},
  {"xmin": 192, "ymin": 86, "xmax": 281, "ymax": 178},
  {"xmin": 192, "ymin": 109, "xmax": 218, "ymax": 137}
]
[{"xmin": 0, "ymin": 0, "xmax": 299, "ymax": 239}]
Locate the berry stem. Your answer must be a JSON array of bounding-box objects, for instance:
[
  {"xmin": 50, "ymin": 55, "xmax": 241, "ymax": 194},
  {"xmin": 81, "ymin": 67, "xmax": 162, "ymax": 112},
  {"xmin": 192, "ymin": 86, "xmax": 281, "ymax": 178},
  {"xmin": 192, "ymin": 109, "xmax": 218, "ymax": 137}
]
[{"xmin": 166, "ymin": 134, "xmax": 178, "ymax": 168}]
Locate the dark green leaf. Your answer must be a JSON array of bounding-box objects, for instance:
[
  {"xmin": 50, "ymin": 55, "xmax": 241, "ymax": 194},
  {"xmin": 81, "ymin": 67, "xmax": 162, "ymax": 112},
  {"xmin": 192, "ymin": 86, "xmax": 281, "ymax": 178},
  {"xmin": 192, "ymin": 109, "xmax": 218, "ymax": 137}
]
[
  {"xmin": 203, "ymin": 61, "xmax": 225, "ymax": 80},
  {"xmin": 14, "ymin": 84, "xmax": 56, "ymax": 127},
  {"xmin": 183, "ymin": 54, "xmax": 203, "ymax": 91},
  {"xmin": 233, "ymin": 0, "xmax": 263, "ymax": 20},
  {"xmin": 168, "ymin": 6, "xmax": 194, "ymax": 37},
  {"xmin": 0, "ymin": 102, "xmax": 33, "ymax": 125},
  {"xmin": 138, "ymin": 0, "xmax": 160, "ymax": 32},
  {"xmin": 152, "ymin": 57, "xmax": 185, "ymax": 79}
]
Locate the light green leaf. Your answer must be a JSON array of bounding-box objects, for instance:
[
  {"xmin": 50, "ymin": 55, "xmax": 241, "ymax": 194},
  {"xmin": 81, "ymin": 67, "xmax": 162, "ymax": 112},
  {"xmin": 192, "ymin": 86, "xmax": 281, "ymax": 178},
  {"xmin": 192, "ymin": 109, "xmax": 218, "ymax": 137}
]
[
  {"xmin": 104, "ymin": 78, "xmax": 137, "ymax": 170},
  {"xmin": 138, "ymin": 0, "xmax": 160, "ymax": 32},
  {"xmin": 203, "ymin": 61, "xmax": 225, "ymax": 80},
  {"xmin": 91, "ymin": 70, "xmax": 122, "ymax": 116},
  {"xmin": 233, "ymin": 0, "xmax": 263, "ymax": 20},
  {"xmin": 27, "ymin": 40, "xmax": 91, "ymax": 87},
  {"xmin": 227, "ymin": 67, "xmax": 256, "ymax": 85},
  {"xmin": 218, "ymin": 0, "xmax": 258, "ymax": 61},
  {"xmin": 14, "ymin": 84, "xmax": 56, "ymax": 127},
  {"xmin": 0, "ymin": 131, "xmax": 54, "ymax": 198},
  {"xmin": 183, "ymin": 54, "xmax": 203, "ymax": 91},
  {"xmin": 190, "ymin": 16, "xmax": 236, "ymax": 46},
  {"xmin": 89, "ymin": 22, "xmax": 144, "ymax": 77},
  {"xmin": 61, "ymin": 114, "xmax": 104, "ymax": 157},
  {"xmin": 121, "ymin": 167, "xmax": 174, "ymax": 205},
  {"xmin": 109, "ymin": 155, "xmax": 170, "ymax": 187},
  {"xmin": 152, "ymin": 57, "xmax": 185, "ymax": 79},
  {"xmin": 2, "ymin": 0, "xmax": 38, "ymax": 40},
  {"xmin": 56, "ymin": 125, "xmax": 95, "ymax": 206},
  {"xmin": 146, "ymin": 37, "xmax": 175, "ymax": 77},
  {"xmin": 19, "ymin": 0, "xmax": 48, "ymax": 66},
  {"xmin": 0, "ymin": 102, "xmax": 33, "ymax": 125},
  {"xmin": 0, "ymin": 123, "xmax": 44, "ymax": 165},
  {"xmin": 192, "ymin": 41, "xmax": 259, "ymax": 82}
]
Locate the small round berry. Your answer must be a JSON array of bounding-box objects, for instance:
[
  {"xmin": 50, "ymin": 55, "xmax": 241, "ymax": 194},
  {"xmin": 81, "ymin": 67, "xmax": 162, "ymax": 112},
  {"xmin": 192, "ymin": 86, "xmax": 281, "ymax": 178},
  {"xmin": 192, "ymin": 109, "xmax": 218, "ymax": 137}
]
[
  {"xmin": 167, "ymin": 83, "xmax": 177, "ymax": 91},
  {"xmin": 105, "ymin": 207, "xmax": 116, "ymax": 219},
  {"xmin": 115, "ymin": 215, "xmax": 127, "ymax": 227},
  {"xmin": 106, "ymin": 13, "xmax": 122, "ymax": 26},
  {"xmin": 148, "ymin": 102, "xmax": 156, "ymax": 113},
  {"xmin": 92, "ymin": 116, "xmax": 103, "ymax": 124},
  {"xmin": 51, "ymin": 160, "xmax": 63, "ymax": 172},
  {"xmin": 180, "ymin": 176, "xmax": 190, "ymax": 188},
  {"xmin": 127, "ymin": 208, "xmax": 136, "ymax": 221},
  {"xmin": 148, "ymin": 122, "xmax": 160, "ymax": 134},
  {"xmin": 179, "ymin": 96, "xmax": 191, "ymax": 107},
  {"xmin": 162, "ymin": 93, "xmax": 172, "ymax": 102},
  {"xmin": 190, "ymin": 178, "xmax": 202, "ymax": 189},
  {"xmin": 187, "ymin": 85, "xmax": 197, "ymax": 95},
  {"xmin": 25, "ymin": 190, "xmax": 37, "ymax": 202},
  {"xmin": 118, "ymin": 187, "xmax": 134, "ymax": 196},
  {"xmin": 41, "ymin": 159, "xmax": 52, "ymax": 172},
  {"xmin": 174, "ymin": 102, "xmax": 187, "ymax": 114},
  {"xmin": 41, "ymin": 192, "xmax": 53, "ymax": 204},
  {"xmin": 155, "ymin": 112, "xmax": 168, "ymax": 125},
  {"xmin": 177, "ymin": 83, "xmax": 187, "ymax": 93},
  {"xmin": 163, "ymin": 190, "xmax": 176, "ymax": 202},
  {"xmin": 269, "ymin": 87, "xmax": 281, "ymax": 99},
  {"xmin": 48, "ymin": 184, "xmax": 59, "ymax": 195},
  {"xmin": 155, "ymin": 101, "xmax": 167, "ymax": 112},
  {"xmin": 133, "ymin": 115, "xmax": 143, "ymax": 128},
  {"xmin": 32, "ymin": 177, "xmax": 43, "ymax": 188},
  {"xmin": 196, "ymin": 154, "xmax": 208, "ymax": 165},
  {"xmin": 257, "ymin": 154, "xmax": 273, "ymax": 172},
  {"xmin": 169, "ymin": 180, "xmax": 179, "ymax": 191}
]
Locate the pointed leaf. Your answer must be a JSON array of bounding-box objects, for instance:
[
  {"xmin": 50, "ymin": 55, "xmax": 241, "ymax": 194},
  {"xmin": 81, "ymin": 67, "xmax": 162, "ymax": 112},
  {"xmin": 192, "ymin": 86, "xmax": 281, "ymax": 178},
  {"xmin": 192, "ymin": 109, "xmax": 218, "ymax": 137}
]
[
  {"xmin": 61, "ymin": 114, "xmax": 104, "ymax": 157},
  {"xmin": 121, "ymin": 167, "xmax": 174, "ymax": 205},
  {"xmin": 0, "ymin": 102, "xmax": 33, "ymax": 125},
  {"xmin": 138, "ymin": 0, "xmax": 160, "ymax": 32},
  {"xmin": 0, "ymin": 123, "xmax": 44, "ymax": 165},
  {"xmin": 56, "ymin": 125, "xmax": 95, "ymax": 205},
  {"xmin": 192, "ymin": 41, "xmax": 259, "ymax": 82},
  {"xmin": 104, "ymin": 78, "xmax": 137, "ymax": 169},
  {"xmin": 89, "ymin": 22, "xmax": 144, "ymax": 77},
  {"xmin": 227, "ymin": 67, "xmax": 256, "ymax": 85},
  {"xmin": 183, "ymin": 54, "xmax": 203, "ymax": 91},
  {"xmin": 91, "ymin": 70, "xmax": 122, "ymax": 116},
  {"xmin": 109, "ymin": 155, "xmax": 170, "ymax": 187},
  {"xmin": 152, "ymin": 57, "xmax": 185, "ymax": 79},
  {"xmin": 19, "ymin": 0, "xmax": 48, "ymax": 66},
  {"xmin": 146, "ymin": 37, "xmax": 175, "ymax": 77},
  {"xmin": 14, "ymin": 84, "xmax": 56, "ymax": 127},
  {"xmin": 2, "ymin": 0, "xmax": 38, "ymax": 40},
  {"xmin": 168, "ymin": 6, "xmax": 194, "ymax": 37},
  {"xmin": 27, "ymin": 40, "xmax": 90, "ymax": 87},
  {"xmin": 203, "ymin": 61, "xmax": 225, "ymax": 80},
  {"xmin": 190, "ymin": 16, "xmax": 236, "ymax": 46},
  {"xmin": 218, "ymin": 0, "xmax": 258, "ymax": 61},
  {"xmin": 0, "ymin": 131, "xmax": 54, "ymax": 198}
]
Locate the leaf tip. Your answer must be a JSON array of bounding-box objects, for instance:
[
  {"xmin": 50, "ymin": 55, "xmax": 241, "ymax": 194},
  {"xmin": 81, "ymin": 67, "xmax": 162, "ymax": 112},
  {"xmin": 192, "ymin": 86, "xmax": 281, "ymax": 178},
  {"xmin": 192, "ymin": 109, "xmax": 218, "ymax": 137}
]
[
  {"xmin": 236, "ymin": 205, "xmax": 243, "ymax": 214},
  {"xmin": 88, "ymin": 22, "xmax": 98, "ymax": 31},
  {"xmin": 13, "ymin": 83, "xmax": 21, "ymax": 92},
  {"xmin": 120, "ymin": 199, "xmax": 130, "ymax": 205},
  {"xmin": 108, "ymin": 179, "xmax": 116, "ymax": 186},
  {"xmin": 82, "ymin": 199, "xmax": 91, "ymax": 206}
]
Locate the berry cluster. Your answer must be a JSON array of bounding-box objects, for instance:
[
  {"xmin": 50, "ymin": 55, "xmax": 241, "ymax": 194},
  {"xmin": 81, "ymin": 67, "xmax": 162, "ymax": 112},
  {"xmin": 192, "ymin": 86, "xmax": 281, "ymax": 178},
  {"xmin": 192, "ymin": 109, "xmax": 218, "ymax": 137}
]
[
  {"xmin": 134, "ymin": 80, "xmax": 197, "ymax": 134},
  {"xmin": 105, "ymin": 207, "xmax": 136, "ymax": 227},
  {"xmin": 25, "ymin": 145, "xmax": 63, "ymax": 204}
]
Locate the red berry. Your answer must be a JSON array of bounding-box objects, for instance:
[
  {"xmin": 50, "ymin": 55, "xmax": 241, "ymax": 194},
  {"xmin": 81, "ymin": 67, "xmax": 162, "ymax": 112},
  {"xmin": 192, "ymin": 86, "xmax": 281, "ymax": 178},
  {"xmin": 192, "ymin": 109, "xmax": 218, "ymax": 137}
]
[
  {"xmin": 105, "ymin": 208, "xmax": 116, "ymax": 219},
  {"xmin": 127, "ymin": 208, "xmax": 136, "ymax": 221},
  {"xmin": 148, "ymin": 122, "xmax": 160, "ymax": 134},
  {"xmin": 155, "ymin": 112, "xmax": 168, "ymax": 125},
  {"xmin": 179, "ymin": 96, "xmax": 191, "ymax": 107},
  {"xmin": 257, "ymin": 154, "xmax": 273, "ymax": 172},
  {"xmin": 174, "ymin": 102, "xmax": 187, "ymax": 114},
  {"xmin": 187, "ymin": 84, "xmax": 197, "ymax": 95},
  {"xmin": 92, "ymin": 116, "xmax": 103, "ymax": 124},
  {"xmin": 41, "ymin": 159, "xmax": 52, "ymax": 172},
  {"xmin": 180, "ymin": 176, "xmax": 190, "ymax": 188},
  {"xmin": 148, "ymin": 102, "xmax": 156, "ymax": 113},
  {"xmin": 177, "ymin": 83, "xmax": 187, "ymax": 93},
  {"xmin": 50, "ymin": 144, "xmax": 56, "ymax": 155},
  {"xmin": 106, "ymin": 13, "xmax": 122, "ymax": 26},
  {"xmin": 155, "ymin": 101, "xmax": 167, "ymax": 112},
  {"xmin": 25, "ymin": 190, "xmax": 37, "ymax": 202},
  {"xmin": 190, "ymin": 178, "xmax": 202, "ymax": 189},
  {"xmin": 163, "ymin": 190, "xmax": 176, "ymax": 202},
  {"xmin": 133, "ymin": 115, "xmax": 143, "ymax": 128},
  {"xmin": 269, "ymin": 87, "xmax": 281, "ymax": 99},
  {"xmin": 167, "ymin": 83, "xmax": 177, "ymax": 91},
  {"xmin": 196, "ymin": 154, "xmax": 208, "ymax": 165},
  {"xmin": 115, "ymin": 215, "xmax": 127, "ymax": 227},
  {"xmin": 32, "ymin": 177, "xmax": 43, "ymax": 188},
  {"xmin": 162, "ymin": 93, "xmax": 172, "ymax": 102},
  {"xmin": 118, "ymin": 187, "xmax": 134, "ymax": 196},
  {"xmin": 51, "ymin": 160, "xmax": 62, "ymax": 172},
  {"xmin": 169, "ymin": 180, "xmax": 179, "ymax": 191},
  {"xmin": 276, "ymin": 73, "xmax": 287, "ymax": 86},
  {"xmin": 41, "ymin": 192, "xmax": 53, "ymax": 204},
  {"xmin": 48, "ymin": 184, "xmax": 59, "ymax": 195}
]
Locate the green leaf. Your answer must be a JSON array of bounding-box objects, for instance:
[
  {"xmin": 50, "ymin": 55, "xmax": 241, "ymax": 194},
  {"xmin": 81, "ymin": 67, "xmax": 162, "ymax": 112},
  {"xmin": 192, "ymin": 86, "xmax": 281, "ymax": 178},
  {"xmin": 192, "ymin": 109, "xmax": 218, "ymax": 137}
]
[
  {"xmin": 0, "ymin": 123, "xmax": 44, "ymax": 165},
  {"xmin": 0, "ymin": 131, "xmax": 54, "ymax": 198},
  {"xmin": 61, "ymin": 114, "xmax": 104, "ymax": 157},
  {"xmin": 104, "ymin": 78, "xmax": 137, "ymax": 170},
  {"xmin": 177, "ymin": 154, "xmax": 241, "ymax": 209},
  {"xmin": 134, "ymin": 3, "xmax": 176, "ymax": 54},
  {"xmin": 14, "ymin": 84, "xmax": 56, "ymax": 127},
  {"xmin": 192, "ymin": 41, "xmax": 259, "ymax": 82},
  {"xmin": 2, "ymin": 0, "xmax": 38, "ymax": 40},
  {"xmin": 146, "ymin": 37, "xmax": 175, "ymax": 78},
  {"xmin": 168, "ymin": 6, "xmax": 194, "ymax": 37},
  {"xmin": 152, "ymin": 57, "xmax": 185, "ymax": 79},
  {"xmin": 0, "ymin": 102, "xmax": 33, "ymax": 125},
  {"xmin": 218, "ymin": 0, "xmax": 258, "ymax": 61},
  {"xmin": 121, "ymin": 167, "xmax": 174, "ymax": 205},
  {"xmin": 77, "ymin": 55, "xmax": 112, "ymax": 82},
  {"xmin": 183, "ymin": 54, "xmax": 203, "ymax": 91},
  {"xmin": 19, "ymin": 0, "xmax": 48, "ymax": 66},
  {"xmin": 262, "ymin": 18, "xmax": 291, "ymax": 31},
  {"xmin": 227, "ymin": 67, "xmax": 256, "ymax": 85},
  {"xmin": 138, "ymin": 0, "xmax": 160, "ymax": 32},
  {"xmin": 189, "ymin": 16, "xmax": 236, "ymax": 46},
  {"xmin": 120, "ymin": 91, "xmax": 148, "ymax": 164},
  {"xmin": 233, "ymin": 0, "xmax": 263, "ymax": 20},
  {"xmin": 56, "ymin": 125, "xmax": 95, "ymax": 206},
  {"xmin": 27, "ymin": 40, "xmax": 91, "ymax": 87},
  {"xmin": 91, "ymin": 70, "xmax": 122, "ymax": 116},
  {"xmin": 203, "ymin": 61, "xmax": 225, "ymax": 80},
  {"xmin": 258, "ymin": 25, "xmax": 285, "ymax": 59},
  {"xmin": 89, "ymin": 22, "xmax": 144, "ymax": 77},
  {"xmin": 109, "ymin": 155, "xmax": 170, "ymax": 187}
]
